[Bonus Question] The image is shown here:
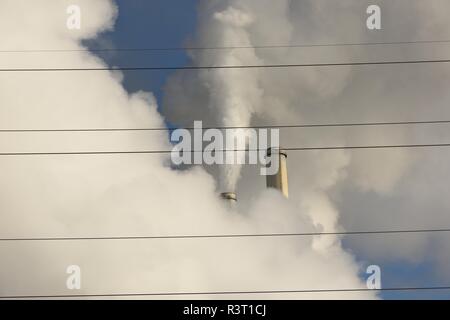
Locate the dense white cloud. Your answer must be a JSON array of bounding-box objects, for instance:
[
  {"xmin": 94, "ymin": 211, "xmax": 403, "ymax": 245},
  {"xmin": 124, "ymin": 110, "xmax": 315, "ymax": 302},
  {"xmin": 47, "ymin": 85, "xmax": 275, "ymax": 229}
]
[{"xmin": 0, "ymin": 0, "xmax": 375, "ymax": 299}]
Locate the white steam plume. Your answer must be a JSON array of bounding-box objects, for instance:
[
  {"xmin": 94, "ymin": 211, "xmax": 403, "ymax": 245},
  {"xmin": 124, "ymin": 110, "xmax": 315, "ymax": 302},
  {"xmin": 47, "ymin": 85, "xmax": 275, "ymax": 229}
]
[{"xmin": 188, "ymin": 5, "xmax": 264, "ymax": 192}]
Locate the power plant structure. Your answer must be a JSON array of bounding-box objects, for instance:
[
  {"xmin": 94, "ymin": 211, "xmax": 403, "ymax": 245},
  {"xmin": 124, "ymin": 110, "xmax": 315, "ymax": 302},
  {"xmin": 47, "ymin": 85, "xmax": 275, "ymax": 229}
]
[
  {"xmin": 220, "ymin": 192, "xmax": 237, "ymax": 203},
  {"xmin": 219, "ymin": 148, "xmax": 289, "ymax": 205},
  {"xmin": 266, "ymin": 148, "xmax": 289, "ymax": 198}
]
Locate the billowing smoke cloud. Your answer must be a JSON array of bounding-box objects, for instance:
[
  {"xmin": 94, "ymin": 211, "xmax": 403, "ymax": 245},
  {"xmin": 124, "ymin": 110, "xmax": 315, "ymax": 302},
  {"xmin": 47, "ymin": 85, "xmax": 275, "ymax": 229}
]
[
  {"xmin": 0, "ymin": 0, "xmax": 375, "ymax": 299},
  {"xmin": 164, "ymin": 0, "xmax": 450, "ymax": 286}
]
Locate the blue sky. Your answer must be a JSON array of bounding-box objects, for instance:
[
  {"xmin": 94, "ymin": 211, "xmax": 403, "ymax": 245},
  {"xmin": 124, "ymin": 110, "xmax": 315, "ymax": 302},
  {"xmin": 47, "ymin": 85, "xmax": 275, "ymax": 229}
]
[
  {"xmin": 86, "ymin": 0, "xmax": 450, "ymax": 300},
  {"xmin": 85, "ymin": 0, "xmax": 197, "ymax": 105}
]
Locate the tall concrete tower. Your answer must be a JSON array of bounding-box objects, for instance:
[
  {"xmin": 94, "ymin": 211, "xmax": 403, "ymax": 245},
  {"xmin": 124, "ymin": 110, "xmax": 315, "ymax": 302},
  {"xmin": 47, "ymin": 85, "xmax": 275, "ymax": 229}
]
[{"xmin": 266, "ymin": 148, "xmax": 289, "ymax": 198}]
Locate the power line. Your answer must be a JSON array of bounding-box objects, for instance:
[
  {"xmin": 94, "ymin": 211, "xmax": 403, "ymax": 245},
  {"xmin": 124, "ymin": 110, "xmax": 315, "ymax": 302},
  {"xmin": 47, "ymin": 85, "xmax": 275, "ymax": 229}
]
[
  {"xmin": 1, "ymin": 143, "xmax": 450, "ymax": 156},
  {"xmin": 1, "ymin": 227, "xmax": 449, "ymax": 242},
  {"xmin": 1, "ymin": 58, "xmax": 450, "ymax": 72},
  {"xmin": 2, "ymin": 119, "xmax": 450, "ymax": 133},
  {"xmin": 1, "ymin": 286, "xmax": 450, "ymax": 299},
  {"xmin": 3, "ymin": 39, "xmax": 450, "ymax": 53}
]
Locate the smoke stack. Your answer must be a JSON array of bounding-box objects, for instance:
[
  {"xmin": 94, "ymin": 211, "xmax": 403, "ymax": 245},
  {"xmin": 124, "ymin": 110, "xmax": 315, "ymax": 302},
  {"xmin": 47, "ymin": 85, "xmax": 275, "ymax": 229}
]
[
  {"xmin": 220, "ymin": 192, "xmax": 237, "ymax": 203},
  {"xmin": 266, "ymin": 148, "xmax": 289, "ymax": 198}
]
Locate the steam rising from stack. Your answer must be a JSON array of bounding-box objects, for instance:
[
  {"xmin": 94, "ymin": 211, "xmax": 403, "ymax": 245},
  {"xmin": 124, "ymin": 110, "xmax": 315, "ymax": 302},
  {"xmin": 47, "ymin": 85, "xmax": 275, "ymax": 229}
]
[
  {"xmin": 198, "ymin": 7, "xmax": 263, "ymax": 192},
  {"xmin": 219, "ymin": 148, "xmax": 289, "ymax": 204}
]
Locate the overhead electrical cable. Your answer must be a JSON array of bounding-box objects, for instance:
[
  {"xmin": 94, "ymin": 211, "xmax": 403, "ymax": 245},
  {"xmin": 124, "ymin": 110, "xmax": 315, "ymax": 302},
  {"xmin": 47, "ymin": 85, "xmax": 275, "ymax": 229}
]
[
  {"xmin": 1, "ymin": 143, "xmax": 450, "ymax": 156},
  {"xmin": 2, "ymin": 285, "xmax": 450, "ymax": 299},
  {"xmin": 2, "ymin": 39, "xmax": 450, "ymax": 53},
  {"xmin": 1, "ymin": 58, "xmax": 450, "ymax": 72},
  {"xmin": 1, "ymin": 119, "xmax": 450, "ymax": 133},
  {"xmin": 1, "ymin": 227, "xmax": 450, "ymax": 242}
]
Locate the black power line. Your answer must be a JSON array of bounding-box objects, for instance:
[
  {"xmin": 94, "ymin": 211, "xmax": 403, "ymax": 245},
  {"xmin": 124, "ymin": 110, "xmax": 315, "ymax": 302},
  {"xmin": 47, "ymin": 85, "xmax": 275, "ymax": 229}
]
[
  {"xmin": 2, "ymin": 39, "xmax": 450, "ymax": 53},
  {"xmin": 1, "ymin": 119, "xmax": 450, "ymax": 133},
  {"xmin": 1, "ymin": 58, "xmax": 450, "ymax": 72},
  {"xmin": 1, "ymin": 286, "xmax": 450, "ymax": 299},
  {"xmin": 1, "ymin": 227, "xmax": 450, "ymax": 242},
  {"xmin": 1, "ymin": 143, "xmax": 450, "ymax": 156}
]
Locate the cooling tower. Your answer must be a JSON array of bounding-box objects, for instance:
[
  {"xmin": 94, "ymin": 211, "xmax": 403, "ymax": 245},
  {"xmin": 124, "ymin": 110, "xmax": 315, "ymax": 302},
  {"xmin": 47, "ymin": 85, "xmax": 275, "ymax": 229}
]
[{"xmin": 266, "ymin": 148, "xmax": 289, "ymax": 198}]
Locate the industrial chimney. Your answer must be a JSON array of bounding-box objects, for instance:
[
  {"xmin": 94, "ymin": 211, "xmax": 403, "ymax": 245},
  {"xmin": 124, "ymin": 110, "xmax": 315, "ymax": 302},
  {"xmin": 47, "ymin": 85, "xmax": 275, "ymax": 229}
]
[
  {"xmin": 266, "ymin": 148, "xmax": 289, "ymax": 198},
  {"xmin": 220, "ymin": 192, "xmax": 237, "ymax": 204}
]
